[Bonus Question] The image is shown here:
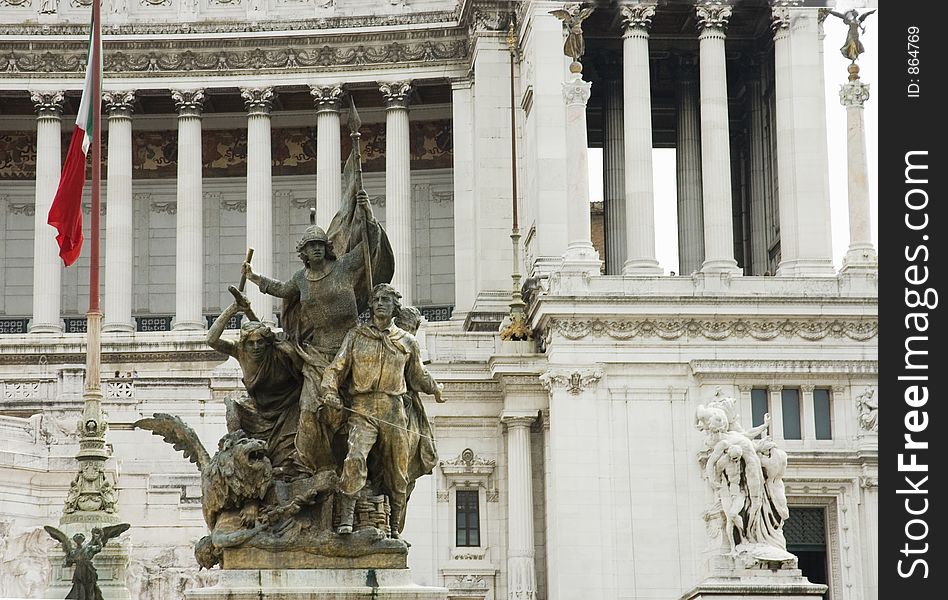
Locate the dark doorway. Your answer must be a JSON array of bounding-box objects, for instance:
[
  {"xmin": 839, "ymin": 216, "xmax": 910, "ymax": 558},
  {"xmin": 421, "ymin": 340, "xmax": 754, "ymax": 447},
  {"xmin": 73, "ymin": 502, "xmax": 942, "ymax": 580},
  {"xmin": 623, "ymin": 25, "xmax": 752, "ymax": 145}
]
[{"xmin": 786, "ymin": 507, "xmax": 830, "ymax": 600}]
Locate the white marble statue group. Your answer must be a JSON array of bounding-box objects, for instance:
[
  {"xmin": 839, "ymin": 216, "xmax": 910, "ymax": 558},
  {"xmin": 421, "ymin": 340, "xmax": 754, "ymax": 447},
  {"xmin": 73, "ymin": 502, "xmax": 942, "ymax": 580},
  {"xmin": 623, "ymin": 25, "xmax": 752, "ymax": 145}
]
[{"xmin": 695, "ymin": 393, "xmax": 794, "ymax": 567}]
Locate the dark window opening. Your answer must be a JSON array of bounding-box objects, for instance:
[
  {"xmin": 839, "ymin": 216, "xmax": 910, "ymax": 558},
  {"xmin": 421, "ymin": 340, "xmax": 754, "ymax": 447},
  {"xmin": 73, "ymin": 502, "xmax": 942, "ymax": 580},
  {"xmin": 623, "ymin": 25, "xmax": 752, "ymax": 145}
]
[
  {"xmin": 813, "ymin": 388, "xmax": 832, "ymax": 440},
  {"xmin": 781, "ymin": 388, "xmax": 802, "ymax": 440},
  {"xmin": 456, "ymin": 490, "xmax": 480, "ymax": 547}
]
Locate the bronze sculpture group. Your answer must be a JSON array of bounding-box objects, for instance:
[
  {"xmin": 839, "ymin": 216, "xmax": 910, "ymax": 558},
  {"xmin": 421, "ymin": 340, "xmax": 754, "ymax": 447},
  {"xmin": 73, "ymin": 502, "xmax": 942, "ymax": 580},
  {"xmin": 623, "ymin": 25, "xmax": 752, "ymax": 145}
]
[{"xmin": 135, "ymin": 104, "xmax": 444, "ymax": 569}]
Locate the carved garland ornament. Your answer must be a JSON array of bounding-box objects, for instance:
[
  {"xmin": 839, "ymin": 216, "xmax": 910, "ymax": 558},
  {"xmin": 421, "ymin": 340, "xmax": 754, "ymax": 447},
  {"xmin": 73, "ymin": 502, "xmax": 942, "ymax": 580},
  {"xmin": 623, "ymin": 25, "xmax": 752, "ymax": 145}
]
[
  {"xmin": 0, "ymin": 40, "xmax": 468, "ymax": 77},
  {"xmin": 546, "ymin": 318, "xmax": 878, "ymax": 342}
]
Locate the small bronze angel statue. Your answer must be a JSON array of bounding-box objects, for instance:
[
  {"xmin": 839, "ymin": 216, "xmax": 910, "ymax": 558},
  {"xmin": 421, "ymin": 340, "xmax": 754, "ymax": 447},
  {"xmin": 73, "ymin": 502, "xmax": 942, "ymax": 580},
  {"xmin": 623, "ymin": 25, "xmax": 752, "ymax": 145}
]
[
  {"xmin": 45, "ymin": 523, "xmax": 130, "ymax": 600},
  {"xmin": 550, "ymin": 4, "xmax": 596, "ymax": 67},
  {"xmin": 827, "ymin": 8, "xmax": 876, "ymax": 62}
]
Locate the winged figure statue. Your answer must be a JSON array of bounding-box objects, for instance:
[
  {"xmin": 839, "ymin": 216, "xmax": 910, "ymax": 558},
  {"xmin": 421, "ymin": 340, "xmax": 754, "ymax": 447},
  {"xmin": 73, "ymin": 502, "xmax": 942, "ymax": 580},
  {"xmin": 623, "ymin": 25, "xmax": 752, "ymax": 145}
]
[{"xmin": 45, "ymin": 523, "xmax": 129, "ymax": 600}]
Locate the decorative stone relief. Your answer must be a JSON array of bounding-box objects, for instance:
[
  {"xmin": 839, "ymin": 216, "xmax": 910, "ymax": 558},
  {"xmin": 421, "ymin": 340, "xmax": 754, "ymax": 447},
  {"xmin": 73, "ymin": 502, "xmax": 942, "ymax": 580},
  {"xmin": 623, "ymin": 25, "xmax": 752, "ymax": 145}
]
[
  {"xmin": 840, "ymin": 81, "xmax": 870, "ymax": 107},
  {"xmin": 0, "ymin": 523, "xmax": 51, "ymax": 599},
  {"xmin": 8, "ymin": 203, "xmax": 35, "ymax": 216},
  {"xmin": 2, "ymin": 380, "xmax": 41, "ymax": 399},
  {"xmin": 105, "ymin": 380, "xmax": 134, "ymax": 399},
  {"xmin": 0, "ymin": 0, "xmax": 32, "ymax": 7},
  {"xmin": 151, "ymin": 201, "xmax": 177, "ymax": 215},
  {"xmin": 855, "ymin": 387, "xmax": 877, "ymax": 432},
  {"xmin": 139, "ymin": 0, "xmax": 169, "ymax": 5},
  {"xmin": 561, "ymin": 76, "xmax": 591, "ymax": 106},
  {"xmin": 696, "ymin": 1, "xmax": 732, "ymax": 31},
  {"xmin": 539, "ymin": 368, "xmax": 602, "ymax": 395},
  {"xmin": 436, "ymin": 490, "xmax": 449, "ymax": 503},
  {"xmin": 220, "ymin": 198, "xmax": 247, "ymax": 213},
  {"xmin": 546, "ymin": 317, "xmax": 878, "ymax": 342},
  {"xmin": 431, "ymin": 191, "xmax": 453, "ymax": 205},
  {"xmin": 39, "ymin": 0, "xmax": 57, "ymax": 13}
]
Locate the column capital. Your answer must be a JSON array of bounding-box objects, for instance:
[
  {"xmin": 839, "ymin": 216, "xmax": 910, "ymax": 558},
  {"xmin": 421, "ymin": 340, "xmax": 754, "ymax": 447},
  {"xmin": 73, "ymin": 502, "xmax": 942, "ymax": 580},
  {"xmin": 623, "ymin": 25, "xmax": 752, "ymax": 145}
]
[
  {"xmin": 379, "ymin": 80, "xmax": 412, "ymax": 109},
  {"xmin": 840, "ymin": 81, "xmax": 870, "ymax": 108},
  {"xmin": 770, "ymin": 2, "xmax": 796, "ymax": 32},
  {"xmin": 309, "ymin": 84, "xmax": 344, "ymax": 113},
  {"xmin": 800, "ymin": 384, "xmax": 815, "ymax": 393},
  {"xmin": 241, "ymin": 87, "xmax": 274, "ymax": 116},
  {"xmin": 696, "ymin": 1, "xmax": 732, "ymax": 33},
  {"xmin": 103, "ymin": 90, "xmax": 136, "ymax": 118},
  {"xmin": 619, "ymin": 2, "xmax": 656, "ymax": 34},
  {"xmin": 768, "ymin": 384, "xmax": 784, "ymax": 393},
  {"xmin": 501, "ymin": 411, "xmax": 537, "ymax": 430},
  {"xmin": 30, "ymin": 90, "xmax": 65, "ymax": 118},
  {"xmin": 737, "ymin": 384, "xmax": 754, "ymax": 393},
  {"xmin": 171, "ymin": 88, "xmax": 205, "ymax": 117},
  {"xmin": 561, "ymin": 75, "xmax": 592, "ymax": 107}
]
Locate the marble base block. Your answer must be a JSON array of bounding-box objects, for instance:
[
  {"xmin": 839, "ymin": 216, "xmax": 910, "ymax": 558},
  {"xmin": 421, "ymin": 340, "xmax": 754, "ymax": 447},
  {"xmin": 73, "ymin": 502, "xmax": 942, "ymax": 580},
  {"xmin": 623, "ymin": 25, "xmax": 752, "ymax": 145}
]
[
  {"xmin": 680, "ymin": 567, "xmax": 827, "ymax": 600},
  {"xmin": 186, "ymin": 568, "xmax": 448, "ymax": 600}
]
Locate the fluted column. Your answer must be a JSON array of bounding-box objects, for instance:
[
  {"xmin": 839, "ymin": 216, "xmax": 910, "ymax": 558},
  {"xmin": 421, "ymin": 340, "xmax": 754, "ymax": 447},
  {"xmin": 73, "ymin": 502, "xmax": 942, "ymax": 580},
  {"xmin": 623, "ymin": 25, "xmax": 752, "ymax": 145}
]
[
  {"xmin": 242, "ymin": 87, "xmax": 275, "ymax": 325},
  {"xmin": 30, "ymin": 91, "xmax": 65, "ymax": 334},
  {"xmin": 601, "ymin": 58, "xmax": 625, "ymax": 275},
  {"xmin": 102, "ymin": 91, "xmax": 136, "ymax": 333},
  {"xmin": 675, "ymin": 55, "xmax": 705, "ymax": 275},
  {"xmin": 771, "ymin": 4, "xmax": 835, "ymax": 276},
  {"xmin": 619, "ymin": 2, "xmax": 661, "ymax": 274},
  {"xmin": 839, "ymin": 79, "xmax": 877, "ymax": 272},
  {"xmin": 380, "ymin": 81, "xmax": 413, "ymax": 303},
  {"xmin": 560, "ymin": 75, "xmax": 600, "ymax": 273},
  {"xmin": 171, "ymin": 89, "xmax": 205, "ymax": 331},
  {"xmin": 503, "ymin": 412, "xmax": 537, "ymax": 600},
  {"xmin": 451, "ymin": 77, "xmax": 476, "ymax": 320},
  {"xmin": 745, "ymin": 60, "xmax": 770, "ymax": 276},
  {"xmin": 311, "ymin": 84, "xmax": 344, "ymax": 228},
  {"xmin": 696, "ymin": 2, "xmax": 741, "ymax": 274}
]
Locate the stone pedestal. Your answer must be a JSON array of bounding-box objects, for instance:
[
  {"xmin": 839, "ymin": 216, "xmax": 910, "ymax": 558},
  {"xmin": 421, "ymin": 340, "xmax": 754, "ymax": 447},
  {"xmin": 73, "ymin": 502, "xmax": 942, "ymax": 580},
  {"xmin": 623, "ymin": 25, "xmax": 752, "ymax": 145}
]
[
  {"xmin": 186, "ymin": 568, "xmax": 447, "ymax": 600},
  {"xmin": 680, "ymin": 567, "xmax": 826, "ymax": 600}
]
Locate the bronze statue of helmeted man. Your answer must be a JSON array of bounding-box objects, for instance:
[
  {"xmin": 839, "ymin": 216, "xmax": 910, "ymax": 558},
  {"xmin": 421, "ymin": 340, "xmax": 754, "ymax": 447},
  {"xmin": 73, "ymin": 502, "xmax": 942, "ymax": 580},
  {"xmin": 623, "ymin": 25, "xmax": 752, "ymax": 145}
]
[{"xmin": 138, "ymin": 99, "xmax": 442, "ymax": 569}]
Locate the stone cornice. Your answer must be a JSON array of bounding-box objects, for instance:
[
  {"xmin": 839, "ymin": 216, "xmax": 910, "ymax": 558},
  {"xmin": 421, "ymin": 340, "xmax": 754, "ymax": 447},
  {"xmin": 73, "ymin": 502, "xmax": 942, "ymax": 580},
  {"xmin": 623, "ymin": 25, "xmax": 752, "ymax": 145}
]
[
  {"xmin": 690, "ymin": 359, "xmax": 878, "ymax": 377},
  {"xmin": 544, "ymin": 317, "xmax": 878, "ymax": 343}
]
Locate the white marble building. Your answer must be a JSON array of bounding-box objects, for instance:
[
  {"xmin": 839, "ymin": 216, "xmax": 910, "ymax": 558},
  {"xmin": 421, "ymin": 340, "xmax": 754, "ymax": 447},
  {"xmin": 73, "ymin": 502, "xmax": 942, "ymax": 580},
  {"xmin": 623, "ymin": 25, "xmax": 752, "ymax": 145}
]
[{"xmin": 0, "ymin": 1, "xmax": 877, "ymax": 599}]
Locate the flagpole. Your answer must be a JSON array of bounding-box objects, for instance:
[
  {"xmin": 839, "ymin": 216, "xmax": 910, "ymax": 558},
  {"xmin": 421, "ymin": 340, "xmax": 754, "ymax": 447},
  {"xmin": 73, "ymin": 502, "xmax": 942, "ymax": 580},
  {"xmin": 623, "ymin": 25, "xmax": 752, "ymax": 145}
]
[{"xmin": 88, "ymin": 0, "xmax": 102, "ymax": 384}]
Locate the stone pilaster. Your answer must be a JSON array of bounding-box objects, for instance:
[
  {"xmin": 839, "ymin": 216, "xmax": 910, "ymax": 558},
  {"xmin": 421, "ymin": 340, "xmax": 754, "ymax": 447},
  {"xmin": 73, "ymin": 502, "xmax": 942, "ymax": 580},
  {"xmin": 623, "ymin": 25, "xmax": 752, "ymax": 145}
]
[
  {"xmin": 311, "ymin": 84, "xmax": 344, "ymax": 228},
  {"xmin": 29, "ymin": 90, "xmax": 65, "ymax": 334},
  {"xmin": 502, "ymin": 412, "xmax": 538, "ymax": 600},
  {"xmin": 600, "ymin": 57, "xmax": 625, "ymax": 275},
  {"xmin": 171, "ymin": 89, "xmax": 206, "ymax": 331},
  {"xmin": 839, "ymin": 80, "xmax": 877, "ymax": 272},
  {"xmin": 380, "ymin": 80, "xmax": 413, "ymax": 303},
  {"xmin": 619, "ymin": 2, "xmax": 662, "ymax": 274},
  {"xmin": 451, "ymin": 77, "xmax": 476, "ymax": 320},
  {"xmin": 771, "ymin": 3, "xmax": 835, "ymax": 276},
  {"xmin": 675, "ymin": 54, "xmax": 705, "ymax": 275},
  {"xmin": 242, "ymin": 87, "xmax": 275, "ymax": 325},
  {"xmin": 696, "ymin": 1, "xmax": 741, "ymax": 275},
  {"xmin": 559, "ymin": 75, "xmax": 600, "ymax": 274},
  {"xmin": 103, "ymin": 91, "xmax": 136, "ymax": 333}
]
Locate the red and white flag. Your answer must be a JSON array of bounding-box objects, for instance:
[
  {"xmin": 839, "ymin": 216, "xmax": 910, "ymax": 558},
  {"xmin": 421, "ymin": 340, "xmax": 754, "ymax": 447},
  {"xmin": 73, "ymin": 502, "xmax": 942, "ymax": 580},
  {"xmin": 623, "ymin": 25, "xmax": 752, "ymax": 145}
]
[{"xmin": 47, "ymin": 12, "xmax": 98, "ymax": 267}]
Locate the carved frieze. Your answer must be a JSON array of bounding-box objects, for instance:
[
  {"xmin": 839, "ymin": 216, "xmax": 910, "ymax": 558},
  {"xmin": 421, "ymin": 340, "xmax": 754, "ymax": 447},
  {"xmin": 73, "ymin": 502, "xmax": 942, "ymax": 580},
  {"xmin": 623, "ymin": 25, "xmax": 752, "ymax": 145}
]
[
  {"xmin": 546, "ymin": 317, "xmax": 878, "ymax": 342},
  {"xmin": 0, "ymin": 36, "xmax": 468, "ymax": 78},
  {"xmin": 539, "ymin": 368, "xmax": 603, "ymax": 394}
]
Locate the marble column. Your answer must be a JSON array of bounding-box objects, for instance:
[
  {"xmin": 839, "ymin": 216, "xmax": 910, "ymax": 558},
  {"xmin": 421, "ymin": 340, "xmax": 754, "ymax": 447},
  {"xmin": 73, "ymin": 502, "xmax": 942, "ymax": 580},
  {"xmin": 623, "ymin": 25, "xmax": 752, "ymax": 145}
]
[
  {"xmin": 772, "ymin": 5, "xmax": 835, "ymax": 276},
  {"xmin": 839, "ymin": 79, "xmax": 877, "ymax": 272},
  {"xmin": 242, "ymin": 87, "xmax": 275, "ymax": 325},
  {"xmin": 311, "ymin": 84, "xmax": 344, "ymax": 228},
  {"xmin": 560, "ymin": 75, "xmax": 600, "ymax": 273},
  {"xmin": 601, "ymin": 62, "xmax": 625, "ymax": 276},
  {"xmin": 745, "ymin": 60, "xmax": 770, "ymax": 276},
  {"xmin": 30, "ymin": 91, "xmax": 65, "ymax": 334},
  {"xmin": 696, "ymin": 2, "xmax": 741, "ymax": 274},
  {"xmin": 102, "ymin": 91, "xmax": 136, "ymax": 333},
  {"xmin": 675, "ymin": 55, "xmax": 704, "ymax": 275},
  {"xmin": 619, "ymin": 3, "xmax": 661, "ymax": 274},
  {"xmin": 171, "ymin": 89, "xmax": 206, "ymax": 331},
  {"xmin": 380, "ymin": 80, "xmax": 413, "ymax": 303},
  {"xmin": 502, "ymin": 412, "xmax": 538, "ymax": 600}
]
